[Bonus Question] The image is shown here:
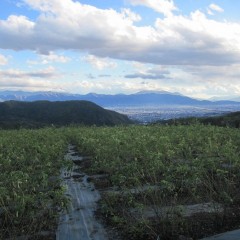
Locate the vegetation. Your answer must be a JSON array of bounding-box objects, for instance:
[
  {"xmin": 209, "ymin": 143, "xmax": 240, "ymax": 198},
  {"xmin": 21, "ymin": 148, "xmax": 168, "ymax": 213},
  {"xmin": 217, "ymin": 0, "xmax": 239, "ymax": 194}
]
[
  {"xmin": 0, "ymin": 128, "xmax": 69, "ymax": 239},
  {"xmin": 67, "ymin": 124, "xmax": 240, "ymax": 239},
  {"xmin": 201, "ymin": 111, "xmax": 240, "ymax": 128},
  {"xmin": 1, "ymin": 123, "xmax": 240, "ymax": 239},
  {"xmin": 0, "ymin": 100, "xmax": 132, "ymax": 129},
  {"xmin": 157, "ymin": 111, "xmax": 240, "ymax": 128}
]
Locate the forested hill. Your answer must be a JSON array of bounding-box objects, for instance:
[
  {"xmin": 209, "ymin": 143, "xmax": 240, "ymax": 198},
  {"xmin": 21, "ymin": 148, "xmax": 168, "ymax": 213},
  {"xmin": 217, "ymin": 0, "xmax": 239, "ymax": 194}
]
[
  {"xmin": 157, "ymin": 111, "xmax": 240, "ymax": 128},
  {"xmin": 0, "ymin": 100, "xmax": 132, "ymax": 128},
  {"xmin": 201, "ymin": 111, "xmax": 240, "ymax": 128}
]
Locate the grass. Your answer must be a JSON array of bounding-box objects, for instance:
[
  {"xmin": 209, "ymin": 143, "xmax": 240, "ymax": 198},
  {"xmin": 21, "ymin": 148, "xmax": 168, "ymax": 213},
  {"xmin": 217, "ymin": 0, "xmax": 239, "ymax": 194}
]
[{"xmin": 1, "ymin": 124, "xmax": 240, "ymax": 239}]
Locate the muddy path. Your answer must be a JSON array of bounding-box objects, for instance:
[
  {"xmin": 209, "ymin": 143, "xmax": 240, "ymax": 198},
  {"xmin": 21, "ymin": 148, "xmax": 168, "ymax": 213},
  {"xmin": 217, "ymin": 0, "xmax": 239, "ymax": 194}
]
[{"xmin": 56, "ymin": 144, "xmax": 108, "ymax": 240}]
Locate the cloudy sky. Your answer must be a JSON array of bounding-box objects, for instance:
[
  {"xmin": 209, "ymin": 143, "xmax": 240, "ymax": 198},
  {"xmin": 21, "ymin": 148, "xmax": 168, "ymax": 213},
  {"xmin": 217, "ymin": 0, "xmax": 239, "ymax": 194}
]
[{"xmin": 0, "ymin": 0, "xmax": 240, "ymax": 99}]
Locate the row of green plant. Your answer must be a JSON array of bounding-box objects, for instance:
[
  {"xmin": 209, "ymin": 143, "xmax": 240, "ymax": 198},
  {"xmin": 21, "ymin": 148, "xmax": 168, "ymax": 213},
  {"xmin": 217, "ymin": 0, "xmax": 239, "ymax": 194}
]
[
  {"xmin": 66, "ymin": 124, "xmax": 240, "ymax": 239},
  {"xmin": 0, "ymin": 128, "xmax": 70, "ymax": 239},
  {"xmin": 1, "ymin": 124, "xmax": 240, "ymax": 239}
]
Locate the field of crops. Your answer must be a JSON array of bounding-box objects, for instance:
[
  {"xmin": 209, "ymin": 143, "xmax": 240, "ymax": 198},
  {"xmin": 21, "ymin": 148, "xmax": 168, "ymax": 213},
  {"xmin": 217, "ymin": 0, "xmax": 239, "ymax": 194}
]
[
  {"xmin": 0, "ymin": 128, "xmax": 70, "ymax": 239},
  {"xmin": 1, "ymin": 124, "xmax": 240, "ymax": 239},
  {"xmin": 67, "ymin": 124, "xmax": 240, "ymax": 239}
]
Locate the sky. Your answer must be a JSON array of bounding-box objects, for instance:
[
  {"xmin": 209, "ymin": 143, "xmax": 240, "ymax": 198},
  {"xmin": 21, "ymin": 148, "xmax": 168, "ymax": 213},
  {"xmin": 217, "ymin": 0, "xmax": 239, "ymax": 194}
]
[{"xmin": 0, "ymin": 0, "xmax": 240, "ymax": 99}]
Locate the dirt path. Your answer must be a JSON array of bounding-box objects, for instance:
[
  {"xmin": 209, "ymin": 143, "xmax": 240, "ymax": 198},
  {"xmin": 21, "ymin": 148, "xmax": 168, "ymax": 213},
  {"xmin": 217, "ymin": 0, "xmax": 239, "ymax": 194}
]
[{"xmin": 56, "ymin": 144, "xmax": 108, "ymax": 240}]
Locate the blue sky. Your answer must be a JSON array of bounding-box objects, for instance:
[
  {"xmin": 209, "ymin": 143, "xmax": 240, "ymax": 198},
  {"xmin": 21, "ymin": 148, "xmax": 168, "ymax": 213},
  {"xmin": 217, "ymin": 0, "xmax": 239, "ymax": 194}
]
[{"xmin": 0, "ymin": 0, "xmax": 240, "ymax": 99}]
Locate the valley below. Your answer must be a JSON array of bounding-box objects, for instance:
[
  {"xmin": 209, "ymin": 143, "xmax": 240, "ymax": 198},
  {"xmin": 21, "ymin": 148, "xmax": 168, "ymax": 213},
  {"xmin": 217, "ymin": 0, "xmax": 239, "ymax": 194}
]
[{"xmin": 108, "ymin": 104, "xmax": 240, "ymax": 123}]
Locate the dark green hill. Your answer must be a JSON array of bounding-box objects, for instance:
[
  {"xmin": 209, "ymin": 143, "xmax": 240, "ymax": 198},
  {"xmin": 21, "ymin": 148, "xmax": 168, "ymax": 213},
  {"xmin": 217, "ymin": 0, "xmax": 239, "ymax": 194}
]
[
  {"xmin": 0, "ymin": 100, "xmax": 132, "ymax": 129},
  {"xmin": 201, "ymin": 111, "xmax": 240, "ymax": 128},
  {"xmin": 156, "ymin": 111, "xmax": 240, "ymax": 128}
]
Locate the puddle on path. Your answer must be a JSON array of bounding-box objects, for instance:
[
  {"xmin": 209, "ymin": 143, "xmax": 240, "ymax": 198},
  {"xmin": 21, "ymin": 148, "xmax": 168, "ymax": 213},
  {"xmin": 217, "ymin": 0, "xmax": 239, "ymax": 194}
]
[{"xmin": 56, "ymin": 145, "xmax": 108, "ymax": 240}]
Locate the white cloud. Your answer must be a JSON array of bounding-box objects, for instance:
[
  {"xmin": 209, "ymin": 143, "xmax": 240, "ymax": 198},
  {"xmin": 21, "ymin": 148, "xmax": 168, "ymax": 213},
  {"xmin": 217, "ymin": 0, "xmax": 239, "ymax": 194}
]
[
  {"xmin": 183, "ymin": 64, "xmax": 240, "ymax": 81},
  {"xmin": 0, "ymin": 54, "xmax": 8, "ymax": 65},
  {"xmin": 128, "ymin": 0, "xmax": 177, "ymax": 17},
  {"xmin": 83, "ymin": 55, "xmax": 117, "ymax": 70},
  {"xmin": 40, "ymin": 52, "xmax": 70, "ymax": 64},
  {"xmin": 209, "ymin": 3, "xmax": 224, "ymax": 13},
  {"xmin": 207, "ymin": 9, "xmax": 214, "ymax": 16},
  {"xmin": 0, "ymin": 0, "xmax": 239, "ymax": 67},
  {"xmin": 0, "ymin": 66, "xmax": 63, "ymax": 91},
  {"xmin": 0, "ymin": 15, "xmax": 34, "ymax": 32},
  {"xmin": 125, "ymin": 65, "xmax": 170, "ymax": 79},
  {"xmin": 0, "ymin": 78, "xmax": 54, "ymax": 90},
  {"xmin": 28, "ymin": 52, "xmax": 71, "ymax": 65},
  {"xmin": 0, "ymin": 66, "xmax": 60, "ymax": 79},
  {"xmin": 153, "ymin": 10, "xmax": 240, "ymax": 65},
  {"xmin": 121, "ymin": 8, "xmax": 142, "ymax": 23},
  {"xmin": 0, "ymin": 15, "xmax": 35, "ymax": 50},
  {"xmin": 166, "ymin": 64, "xmax": 240, "ymax": 98}
]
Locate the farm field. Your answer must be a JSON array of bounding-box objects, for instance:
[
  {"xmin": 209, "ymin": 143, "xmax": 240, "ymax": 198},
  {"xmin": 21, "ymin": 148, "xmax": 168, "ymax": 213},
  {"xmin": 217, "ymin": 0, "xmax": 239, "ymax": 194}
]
[
  {"xmin": 0, "ymin": 128, "xmax": 71, "ymax": 239},
  {"xmin": 1, "ymin": 124, "xmax": 240, "ymax": 239}
]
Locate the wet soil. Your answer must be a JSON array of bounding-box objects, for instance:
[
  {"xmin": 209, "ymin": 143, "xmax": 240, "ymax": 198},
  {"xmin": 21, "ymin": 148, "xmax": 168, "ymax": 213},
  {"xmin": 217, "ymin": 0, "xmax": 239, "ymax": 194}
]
[{"xmin": 56, "ymin": 144, "xmax": 109, "ymax": 240}]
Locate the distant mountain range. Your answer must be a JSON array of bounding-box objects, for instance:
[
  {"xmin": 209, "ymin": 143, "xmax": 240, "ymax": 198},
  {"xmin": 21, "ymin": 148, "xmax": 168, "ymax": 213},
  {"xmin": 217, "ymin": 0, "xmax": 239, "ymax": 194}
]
[{"xmin": 0, "ymin": 90, "xmax": 239, "ymax": 107}]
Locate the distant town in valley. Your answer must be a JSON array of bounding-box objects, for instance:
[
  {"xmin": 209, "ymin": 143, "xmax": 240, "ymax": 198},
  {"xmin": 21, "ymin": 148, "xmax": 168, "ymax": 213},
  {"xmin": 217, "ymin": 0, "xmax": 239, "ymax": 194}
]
[{"xmin": 108, "ymin": 104, "xmax": 240, "ymax": 123}]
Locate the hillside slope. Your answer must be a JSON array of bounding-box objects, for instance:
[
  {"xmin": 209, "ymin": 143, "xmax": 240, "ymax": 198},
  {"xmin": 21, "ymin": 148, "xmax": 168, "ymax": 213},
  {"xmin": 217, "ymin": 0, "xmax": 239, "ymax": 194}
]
[
  {"xmin": 0, "ymin": 100, "xmax": 132, "ymax": 128},
  {"xmin": 157, "ymin": 111, "xmax": 240, "ymax": 128},
  {"xmin": 201, "ymin": 111, "xmax": 240, "ymax": 128}
]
